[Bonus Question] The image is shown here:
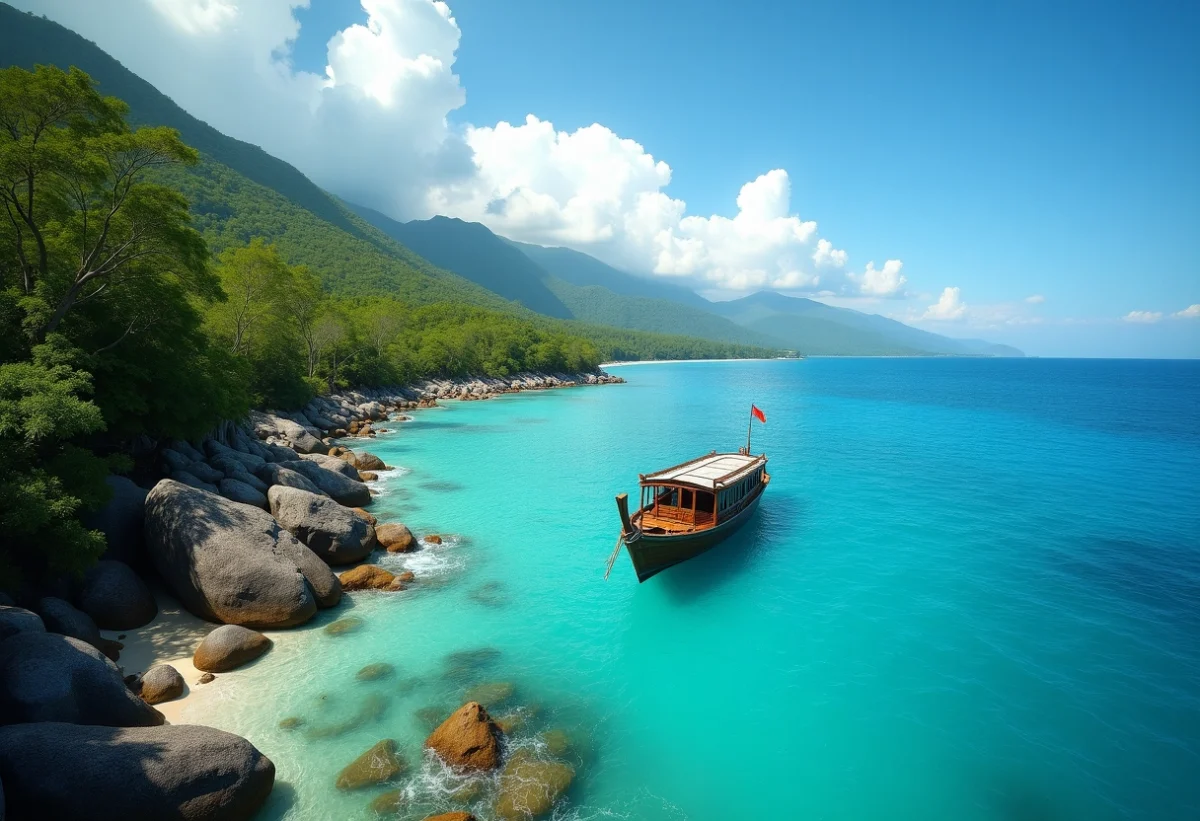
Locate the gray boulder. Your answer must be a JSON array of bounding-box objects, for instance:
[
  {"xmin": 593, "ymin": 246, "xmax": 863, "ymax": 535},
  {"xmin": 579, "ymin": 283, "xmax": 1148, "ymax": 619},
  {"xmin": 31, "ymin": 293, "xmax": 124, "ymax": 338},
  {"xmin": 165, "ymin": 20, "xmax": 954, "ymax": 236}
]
[
  {"xmin": 184, "ymin": 460, "xmax": 225, "ymax": 485},
  {"xmin": 144, "ymin": 480, "xmax": 339, "ymax": 628},
  {"xmin": 263, "ymin": 442, "xmax": 299, "ymax": 462},
  {"xmin": 204, "ymin": 439, "xmax": 266, "ymax": 471},
  {"xmin": 170, "ymin": 439, "xmax": 207, "ymax": 462},
  {"xmin": 267, "ymin": 486, "xmax": 376, "ymax": 565},
  {"xmin": 139, "ymin": 664, "xmax": 184, "ymax": 705},
  {"xmin": 256, "ymin": 463, "xmax": 325, "ymax": 496},
  {"xmin": 219, "ymin": 478, "xmax": 269, "ymax": 510},
  {"xmin": 282, "ymin": 460, "xmax": 371, "ymax": 507},
  {"xmin": 82, "ymin": 475, "xmax": 147, "ymax": 568},
  {"xmin": 0, "ymin": 722, "xmax": 273, "ymax": 821},
  {"xmin": 37, "ymin": 597, "xmax": 118, "ymax": 660},
  {"xmin": 0, "ymin": 607, "xmax": 44, "ymax": 641},
  {"xmin": 0, "ymin": 633, "xmax": 163, "ymax": 727},
  {"xmin": 299, "ymin": 453, "xmax": 363, "ymax": 481},
  {"xmin": 160, "ymin": 448, "xmax": 193, "ymax": 475},
  {"xmin": 169, "ymin": 470, "xmax": 218, "ymax": 494},
  {"xmin": 193, "ymin": 625, "xmax": 271, "ymax": 673},
  {"xmin": 77, "ymin": 561, "xmax": 157, "ymax": 630}
]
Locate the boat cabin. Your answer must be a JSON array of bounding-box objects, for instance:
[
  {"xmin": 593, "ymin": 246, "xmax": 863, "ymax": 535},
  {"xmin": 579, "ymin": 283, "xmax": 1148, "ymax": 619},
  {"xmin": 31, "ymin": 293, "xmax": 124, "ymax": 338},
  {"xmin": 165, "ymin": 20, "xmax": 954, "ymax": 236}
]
[{"xmin": 635, "ymin": 451, "xmax": 768, "ymax": 535}]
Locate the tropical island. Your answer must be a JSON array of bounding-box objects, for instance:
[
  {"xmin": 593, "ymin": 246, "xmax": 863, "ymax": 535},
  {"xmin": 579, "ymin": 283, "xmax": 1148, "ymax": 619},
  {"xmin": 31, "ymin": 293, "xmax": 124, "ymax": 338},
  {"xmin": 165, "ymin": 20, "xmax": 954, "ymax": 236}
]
[{"xmin": 0, "ymin": 6, "xmax": 1031, "ymax": 821}]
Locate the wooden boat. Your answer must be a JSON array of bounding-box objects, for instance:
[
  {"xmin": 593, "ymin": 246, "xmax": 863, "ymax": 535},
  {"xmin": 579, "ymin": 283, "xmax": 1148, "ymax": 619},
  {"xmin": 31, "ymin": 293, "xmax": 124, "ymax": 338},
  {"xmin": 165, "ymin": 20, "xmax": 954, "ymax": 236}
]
[{"xmin": 607, "ymin": 448, "xmax": 770, "ymax": 582}]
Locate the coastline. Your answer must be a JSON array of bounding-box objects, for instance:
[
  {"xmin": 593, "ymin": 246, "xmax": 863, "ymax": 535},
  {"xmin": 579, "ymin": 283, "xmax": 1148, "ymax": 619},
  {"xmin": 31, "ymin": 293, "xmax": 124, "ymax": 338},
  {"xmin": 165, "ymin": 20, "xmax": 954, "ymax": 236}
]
[{"xmin": 601, "ymin": 357, "xmax": 780, "ymax": 367}]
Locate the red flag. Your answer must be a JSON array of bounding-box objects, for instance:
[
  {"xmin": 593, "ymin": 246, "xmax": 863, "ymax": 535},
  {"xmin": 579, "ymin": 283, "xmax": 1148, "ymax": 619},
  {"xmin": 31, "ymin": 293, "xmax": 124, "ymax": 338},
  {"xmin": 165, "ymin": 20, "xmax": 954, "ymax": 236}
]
[{"xmin": 751, "ymin": 405, "xmax": 766, "ymax": 424}]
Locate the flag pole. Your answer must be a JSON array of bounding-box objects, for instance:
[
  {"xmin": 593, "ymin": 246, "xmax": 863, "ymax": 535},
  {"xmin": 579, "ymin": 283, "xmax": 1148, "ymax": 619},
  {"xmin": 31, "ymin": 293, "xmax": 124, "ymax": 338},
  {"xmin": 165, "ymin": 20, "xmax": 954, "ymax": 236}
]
[{"xmin": 746, "ymin": 406, "xmax": 753, "ymax": 455}]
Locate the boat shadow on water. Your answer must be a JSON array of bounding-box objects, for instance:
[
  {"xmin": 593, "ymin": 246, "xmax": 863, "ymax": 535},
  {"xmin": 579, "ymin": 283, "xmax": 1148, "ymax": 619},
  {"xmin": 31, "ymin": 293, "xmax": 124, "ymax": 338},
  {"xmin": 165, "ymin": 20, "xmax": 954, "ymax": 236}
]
[{"xmin": 652, "ymin": 493, "xmax": 805, "ymax": 605}]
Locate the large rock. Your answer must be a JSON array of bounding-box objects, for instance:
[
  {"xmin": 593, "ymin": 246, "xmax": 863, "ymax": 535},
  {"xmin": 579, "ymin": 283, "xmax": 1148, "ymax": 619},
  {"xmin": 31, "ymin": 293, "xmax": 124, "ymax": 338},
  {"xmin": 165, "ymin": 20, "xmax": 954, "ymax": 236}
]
[
  {"xmin": 268, "ymin": 486, "xmax": 376, "ymax": 565},
  {"xmin": 0, "ymin": 722, "xmax": 274, "ymax": 821},
  {"xmin": 251, "ymin": 412, "xmax": 326, "ymax": 455},
  {"xmin": 338, "ymin": 565, "xmax": 397, "ymax": 591},
  {"xmin": 170, "ymin": 470, "xmax": 218, "ymax": 494},
  {"xmin": 494, "ymin": 750, "xmax": 575, "ymax": 820},
  {"xmin": 0, "ymin": 607, "xmax": 43, "ymax": 641},
  {"xmin": 203, "ymin": 439, "xmax": 266, "ymax": 472},
  {"xmin": 193, "ymin": 625, "xmax": 271, "ymax": 673},
  {"xmin": 256, "ymin": 463, "xmax": 325, "ymax": 496},
  {"xmin": 376, "ymin": 523, "xmax": 415, "ymax": 553},
  {"xmin": 144, "ymin": 480, "xmax": 340, "ymax": 628},
  {"xmin": 355, "ymin": 451, "xmax": 387, "ymax": 471},
  {"xmin": 77, "ymin": 561, "xmax": 156, "ymax": 630},
  {"xmin": 423, "ymin": 815, "xmax": 477, "ymax": 821},
  {"xmin": 334, "ymin": 739, "xmax": 405, "ymax": 790},
  {"xmin": 82, "ymin": 475, "xmax": 147, "ymax": 568},
  {"xmin": 219, "ymin": 478, "xmax": 269, "ymax": 510},
  {"xmin": 37, "ymin": 597, "xmax": 118, "ymax": 660},
  {"xmin": 183, "ymin": 460, "xmax": 225, "ymax": 485},
  {"xmin": 424, "ymin": 702, "xmax": 503, "ymax": 772},
  {"xmin": 282, "ymin": 461, "xmax": 371, "ymax": 507},
  {"xmin": 299, "ymin": 453, "xmax": 362, "ymax": 481},
  {"xmin": 139, "ymin": 664, "xmax": 184, "ymax": 705},
  {"xmin": 0, "ymin": 633, "xmax": 162, "ymax": 727}
]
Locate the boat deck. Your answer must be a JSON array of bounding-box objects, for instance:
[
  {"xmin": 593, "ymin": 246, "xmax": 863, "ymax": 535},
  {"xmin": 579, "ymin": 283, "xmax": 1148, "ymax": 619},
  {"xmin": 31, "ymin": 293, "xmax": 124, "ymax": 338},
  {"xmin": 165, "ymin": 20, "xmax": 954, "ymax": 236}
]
[{"xmin": 636, "ymin": 509, "xmax": 715, "ymax": 533}]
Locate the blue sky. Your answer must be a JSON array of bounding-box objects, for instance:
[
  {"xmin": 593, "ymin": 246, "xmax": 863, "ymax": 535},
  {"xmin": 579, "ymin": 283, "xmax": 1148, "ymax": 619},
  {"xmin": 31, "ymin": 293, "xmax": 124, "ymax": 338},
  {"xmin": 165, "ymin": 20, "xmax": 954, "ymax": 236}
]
[{"xmin": 18, "ymin": 0, "xmax": 1200, "ymax": 356}]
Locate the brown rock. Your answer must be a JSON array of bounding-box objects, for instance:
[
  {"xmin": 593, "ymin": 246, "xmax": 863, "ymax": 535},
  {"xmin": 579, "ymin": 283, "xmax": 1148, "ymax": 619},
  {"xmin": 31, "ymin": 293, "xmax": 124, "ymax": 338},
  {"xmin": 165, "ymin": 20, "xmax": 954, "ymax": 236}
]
[
  {"xmin": 464, "ymin": 681, "xmax": 514, "ymax": 707},
  {"xmin": 358, "ymin": 471, "xmax": 379, "ymax": 481},
  {"xmin": 279, "ymin": 716, "xmax": 303, "ymax": 730},
  {"xmin": 356, "ymin": 452, "xmax": 387, "ymax": 471},
  {"xmin": 356, "ymin": 662, "xmax": 395, "ymax": 681},
  {"xmin": 339, "ymin": 565, "xmax": 396, "ymax": 591},
  {"xmin": 193, "ymin": 625, "xmax": 271, "ymax": 673},
  {"xmin": 424, "ymin": 702, "xmax": 502, "ymax": 772},
  {"xmin": 423, "ymin": 814, "xmax": 477, "ymax": 821},
  {"xmin": 423, "ymin": 534, "xmax": 443, "ymax": 545},
  {"xmin": 324, "ymin": 616, "xmax": 365, "ymax": 636},
  {"xmin": 386, "ymin": 580, "xmax": 407, "ymax": 592},
  {"xmin": 397, "ymin": 571, "xmax": 415, "ymax": 583},
  {"xmin": 348, "ymin": 421, "xmax": 360, "ymax": 435},
  {"xmin": 351, "ymin": 507, "xmax": 377, "ymax": 526},
  {"xmin": 371, "ymin": 790, "xmax": 405, "ymax": 815},
  {"xmin": 139, "ymin": 664, "xmax": 184, "ymax": 705},
  {"xmin": 335, "ymin": 738, "xmax": 405, "ymax": 790},
  {"xmin": 494, "ymin": 750, "xmax": 574, "ymax": 820},
  {"xmin": 540, "ymin": 729, "xmax": 573, "ymax": 757},
  {"xmin": 339, "ymin": 451, "xmax": 361, "ymax": 469},
  {"xmin": 198, "ymin": 673, "xmax": 216, "ymax": 684},
  {"xmin": 376, "ymin": 523, "xmax": 415, "ymax": 553}
]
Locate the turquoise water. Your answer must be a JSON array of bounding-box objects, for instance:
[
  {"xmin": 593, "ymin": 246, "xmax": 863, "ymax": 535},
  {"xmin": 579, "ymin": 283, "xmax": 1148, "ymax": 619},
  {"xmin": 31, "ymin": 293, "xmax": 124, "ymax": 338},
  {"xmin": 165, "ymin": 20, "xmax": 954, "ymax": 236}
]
[{"xmin": 178, "ymin": 359, "xmax": 1200, "ymax": 821}]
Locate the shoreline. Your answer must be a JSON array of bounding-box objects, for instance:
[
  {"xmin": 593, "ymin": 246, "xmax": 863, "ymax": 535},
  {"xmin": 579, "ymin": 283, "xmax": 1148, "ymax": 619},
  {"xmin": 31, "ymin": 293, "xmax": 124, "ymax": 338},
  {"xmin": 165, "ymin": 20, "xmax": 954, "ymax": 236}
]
[{"xmin": 601, "ymin": 357, "xmax": 781, "ymax": 367}]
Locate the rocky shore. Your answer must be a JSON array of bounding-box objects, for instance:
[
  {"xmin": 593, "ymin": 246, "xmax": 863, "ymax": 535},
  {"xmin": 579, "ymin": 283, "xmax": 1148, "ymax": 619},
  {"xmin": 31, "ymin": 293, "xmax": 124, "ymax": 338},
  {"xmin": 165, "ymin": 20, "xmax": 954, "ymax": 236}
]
[{"xmin": 0, "ymin": 370, "xmax": 619, "ymax": 821}]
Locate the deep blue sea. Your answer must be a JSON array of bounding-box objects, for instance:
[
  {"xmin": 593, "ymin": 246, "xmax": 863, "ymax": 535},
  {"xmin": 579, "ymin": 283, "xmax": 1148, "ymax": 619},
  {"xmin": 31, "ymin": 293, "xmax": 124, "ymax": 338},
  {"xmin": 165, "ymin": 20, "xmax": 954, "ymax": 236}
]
[{"xmin": 178, "ymin": 358, "xmax": 1200, "ymax": 821}]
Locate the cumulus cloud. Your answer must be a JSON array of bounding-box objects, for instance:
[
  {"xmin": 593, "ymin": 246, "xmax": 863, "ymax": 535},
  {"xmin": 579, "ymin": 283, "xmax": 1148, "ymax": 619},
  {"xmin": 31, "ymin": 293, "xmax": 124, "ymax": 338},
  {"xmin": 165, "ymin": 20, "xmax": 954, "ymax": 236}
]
[
  {"xmin": 15, "ymin": 0, "xmax": 901, "ymax": 296},
  {"xmin": 1025, "ymin": 294, "xmax": 1045, "ymax": 304},
  {"xmin": 812, "ymin": 239, "xmax": 847, "ymax": 268},
  {"xmin": 1174, "ymin": 304, "xmax": 1200, "ymax": 319},
  {"xmin": 922, "ymin": 286, "xmax": 967, "ymax": 321},
  {"xmin": 1123, "ymin": 310, "xmax": 1163, "ymax": 324}
]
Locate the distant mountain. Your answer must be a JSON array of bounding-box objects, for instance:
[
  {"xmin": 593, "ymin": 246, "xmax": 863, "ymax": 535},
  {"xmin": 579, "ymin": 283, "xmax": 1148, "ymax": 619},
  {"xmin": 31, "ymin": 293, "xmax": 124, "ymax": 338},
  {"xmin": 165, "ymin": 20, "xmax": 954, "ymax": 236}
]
[
  {"xmin": 509, "ymin": 240, "xmax": 714, "ymax": 310},
  {"xmin": 709, "ymin": 292, "xmax": 1024, "ymax": 357}
]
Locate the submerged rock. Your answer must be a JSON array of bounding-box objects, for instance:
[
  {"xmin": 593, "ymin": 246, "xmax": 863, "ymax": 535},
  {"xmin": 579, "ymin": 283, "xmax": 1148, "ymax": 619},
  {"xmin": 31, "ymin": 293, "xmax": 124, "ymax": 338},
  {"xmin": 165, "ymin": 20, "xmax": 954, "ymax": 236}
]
[
  {"xmin": 356, "ymin": 662, "xmax": 395, "ymax": 682},
  {"xmin": 423, "ymin": 814, "xmax": 477, "ymax": 821},
  {"xmin": 376, "ymin": 523, "xmax": 416, "ymax": 553},
  {"xmin": 304, "ymin": 692, "xmax": 388, "ymax": 740},
  {"xmin": 0, "ymin": 633, "xmax": 163, "ymax": 727},
  {"xmin": 468, "ymin": 581, "xmax": 510, "ymax": 609},
  {"xmin": 334, "ymin": 739, "xmax": 406, "ymax": 790},
  {"xmin": 193, "ymin": 625, "xmax": 271, "ymax": 673},
  {"xmin": 463, "ymin": 681, "xmax": 515, "ymax": 707},
  {"xmin": 278, "ymin": 716, "xmax": 304, "ymax": 731},
  {"xmin": 77, "ymin": 560, "xmax": 157, "ymax": 630},
  {"xmin": 370, "ymin": 790, "xmax": 405, "ymax": 815},
  {"xmin": 425, "ymin": 702, "xmax": 503, "ymax": 772},
  {"xmin": 493, "ymin": 750, "xmax": 575, "ymax": 820},
  {"xmin": 139, "ymin": 664, "xmax": 184, "ymax": 705},
  {"xmin": 144, "ymin": 479, "xmax": 340, "ymax": 628},
  {"xmin": 324, "ymin": 616, "xmax": 365, "ymax": 636},
  {"xmin": 338, "ymin": 566, "xmax": 396, "ymax": 591},
  {"xmin": 0, "ymin": 721, "xmax": 274, "ymax": 821},
  {"xmin": 423, "ymin": 534, "xmax": 443, "ymax": 545},
  {"xmin": 539, "ymin": 729, "xmax": 574, "ymax": 757},
  {"xmin": 268, "ymin": 486, "xmax": 376, "ymax": 565}
]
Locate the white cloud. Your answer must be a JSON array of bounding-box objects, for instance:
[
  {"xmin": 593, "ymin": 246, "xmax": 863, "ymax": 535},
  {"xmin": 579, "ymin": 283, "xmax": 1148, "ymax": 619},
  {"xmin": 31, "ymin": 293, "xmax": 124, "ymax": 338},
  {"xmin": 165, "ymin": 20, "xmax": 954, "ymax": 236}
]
[
  {"xmin": 1174, "ymin": 304, "xmax": 1200, "ymax": 319},
  {"xmin": 1123, "ymin": 310, "xmax": 1163, "ymax": 324},
  {"xmin": 812, "ymin": 238, "xmax": 847, "ymax": 268},
  {"xmin": 851, "ymin": 260, "xmax": 907, "ymax": 297},
  {"xmin": 15, "ymin": 0, "xmax": 898, "ymax": 296},
  {"xmin": 921, "ymin": 286, "xmax": 967, "ymax": 321},
  {"xmin": 1025, "ymin": 294, "xmax": 1045, "ymax": 304}
]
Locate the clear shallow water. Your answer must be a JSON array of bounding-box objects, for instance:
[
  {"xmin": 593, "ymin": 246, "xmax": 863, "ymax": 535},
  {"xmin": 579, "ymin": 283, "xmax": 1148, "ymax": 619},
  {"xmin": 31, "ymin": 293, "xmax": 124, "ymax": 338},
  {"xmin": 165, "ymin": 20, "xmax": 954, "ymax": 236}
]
[{"xmin": 177, "ymin": 359, "xmax": 1200, "ymax": 821}]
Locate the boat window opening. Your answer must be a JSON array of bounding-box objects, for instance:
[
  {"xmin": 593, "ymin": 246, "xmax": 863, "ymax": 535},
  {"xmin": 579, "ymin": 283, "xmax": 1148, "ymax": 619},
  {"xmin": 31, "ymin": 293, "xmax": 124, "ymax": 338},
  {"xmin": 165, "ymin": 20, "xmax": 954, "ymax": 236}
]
[{"xmin": 697, "ymin": 492, "xmax": 715, "ymax": 514}]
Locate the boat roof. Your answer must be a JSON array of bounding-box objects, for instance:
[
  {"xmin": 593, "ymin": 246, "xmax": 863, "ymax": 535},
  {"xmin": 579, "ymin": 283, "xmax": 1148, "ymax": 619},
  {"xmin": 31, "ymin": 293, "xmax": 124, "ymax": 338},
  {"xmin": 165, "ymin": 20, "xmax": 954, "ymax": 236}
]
[{"xmin": 641, "ymin": 452, "xmax": 766, "ymax": 491}]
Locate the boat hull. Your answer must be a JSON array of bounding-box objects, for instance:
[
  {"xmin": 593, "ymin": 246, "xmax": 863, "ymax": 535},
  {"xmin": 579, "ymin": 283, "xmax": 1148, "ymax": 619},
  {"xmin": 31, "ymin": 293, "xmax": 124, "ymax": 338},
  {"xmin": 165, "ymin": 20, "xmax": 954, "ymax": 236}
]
[{"xmin": 626, "ymin": 490, "xmax": 764, "ymax": 582}]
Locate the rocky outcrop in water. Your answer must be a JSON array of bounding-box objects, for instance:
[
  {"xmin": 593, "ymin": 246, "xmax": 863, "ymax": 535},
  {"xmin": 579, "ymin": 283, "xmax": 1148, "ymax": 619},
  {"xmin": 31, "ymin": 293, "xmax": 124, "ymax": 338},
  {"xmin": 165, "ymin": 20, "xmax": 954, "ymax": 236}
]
[
  {"xmin": 144, "ymin": 480, "xmax": 340, "ymax": 627},
  {"xmin": 338, "ymin": 565, "xmax": 399, "ymax": 591},
  {"xmin": 424, "ymin": 702, "xmax": 503, "ymax": 772},
  {"xmin": 376, "ymin": 522, "xmax": 415, "ymax": 553},
  {"xmin": 494, "ymin": 749, "xmax": 575, "ymax": 820},
  {"xmin": 0, "ymin": 722, "xmax": 274, "ymax": 821},
  {"xmin": 0, "ymin": 633, "xmax": 162, "ymax": 727},
  {"xmin": 335, "ymin": 739, "xmax": 406, "ymax": 790}
]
